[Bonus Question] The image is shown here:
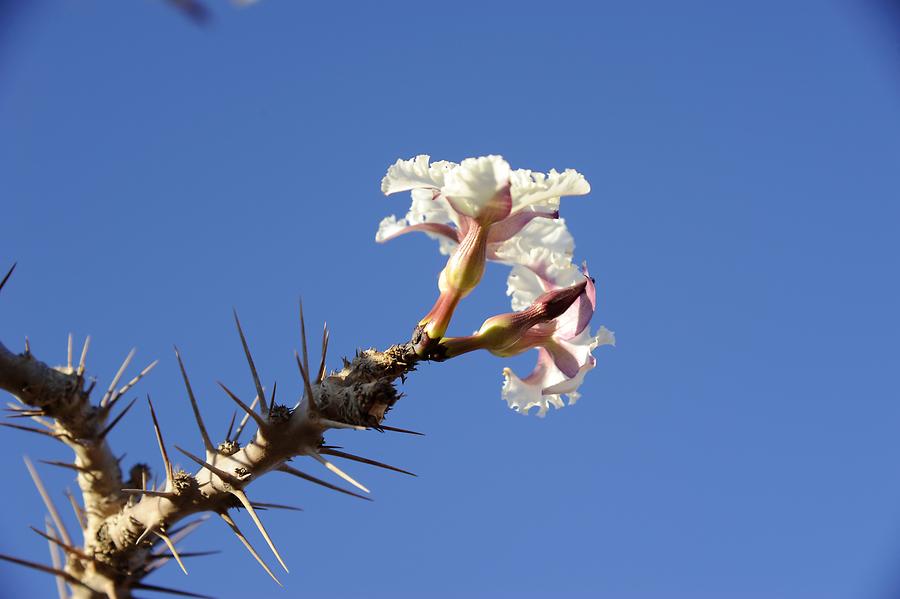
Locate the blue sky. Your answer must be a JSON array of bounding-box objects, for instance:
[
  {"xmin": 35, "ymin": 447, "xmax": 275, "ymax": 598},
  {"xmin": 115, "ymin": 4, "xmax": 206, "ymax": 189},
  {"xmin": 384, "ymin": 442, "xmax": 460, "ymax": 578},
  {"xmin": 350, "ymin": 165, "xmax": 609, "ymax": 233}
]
[{"xmin": 1, "ymin": 1, "xmax": 899, "ymax": 597}]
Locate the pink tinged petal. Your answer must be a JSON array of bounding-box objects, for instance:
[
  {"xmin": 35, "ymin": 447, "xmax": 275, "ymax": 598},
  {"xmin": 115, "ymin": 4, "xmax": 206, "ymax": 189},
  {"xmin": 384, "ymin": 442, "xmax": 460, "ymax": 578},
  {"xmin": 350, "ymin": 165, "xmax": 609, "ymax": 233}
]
[
  {"xmin": 485, "ymin": 209, "xmax": 559, "ymax": 244},
  {"xmin": 375, "ymin": 220, "xmax": 461, "ymax": 245},
  {"xmin": 553, "ymin": 267, "xmax": 597, "ymax": 339},
  {"xmin": 501, "ymin": 325, "xmax": 613, "ymax": 417},
  {"xmin": 381, "ymin": 155, "xmax": 456, "ymax": 195},
  {"xmin": 544, "ymin": 339, "xmax": 582, "ymax": 378},
  {"xmin": 442, "ymin": 155, "xmax": 513, "ymax": 222},
  {"xmin": 542, "ymin": 355, "xmax": 596, "ymax": 397}
]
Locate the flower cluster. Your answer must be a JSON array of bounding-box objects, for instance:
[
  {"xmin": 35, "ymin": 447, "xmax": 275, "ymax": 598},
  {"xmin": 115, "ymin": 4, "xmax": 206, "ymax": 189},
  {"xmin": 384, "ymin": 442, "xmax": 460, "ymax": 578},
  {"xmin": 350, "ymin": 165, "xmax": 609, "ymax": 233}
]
[{"xmin": 377, "ymin": 154, "xmax": 614, "ymax": 416}]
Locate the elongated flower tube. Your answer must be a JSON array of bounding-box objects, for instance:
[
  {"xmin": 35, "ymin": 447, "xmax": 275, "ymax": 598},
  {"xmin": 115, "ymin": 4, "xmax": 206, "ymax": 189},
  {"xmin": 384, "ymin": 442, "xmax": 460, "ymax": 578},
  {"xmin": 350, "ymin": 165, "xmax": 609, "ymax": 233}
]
[{"xmin": 439, "ymin": 277, "xmax": 590, "ymax": 358}]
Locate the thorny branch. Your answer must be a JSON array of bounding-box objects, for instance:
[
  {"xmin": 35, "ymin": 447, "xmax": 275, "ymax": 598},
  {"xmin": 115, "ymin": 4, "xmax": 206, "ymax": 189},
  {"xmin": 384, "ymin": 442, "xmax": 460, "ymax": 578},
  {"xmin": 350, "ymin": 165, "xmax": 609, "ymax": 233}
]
[{"xmin": 0, "ymin": 263, "xmax": 425, "ymax": 598}]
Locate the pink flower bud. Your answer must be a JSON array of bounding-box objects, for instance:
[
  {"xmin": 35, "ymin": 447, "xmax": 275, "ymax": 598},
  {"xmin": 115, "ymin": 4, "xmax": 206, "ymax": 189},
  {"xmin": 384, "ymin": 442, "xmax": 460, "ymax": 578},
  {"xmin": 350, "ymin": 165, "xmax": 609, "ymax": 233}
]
[{"xmin": 439, "ymin": 277, "xmax": 589, "ymax": 358}]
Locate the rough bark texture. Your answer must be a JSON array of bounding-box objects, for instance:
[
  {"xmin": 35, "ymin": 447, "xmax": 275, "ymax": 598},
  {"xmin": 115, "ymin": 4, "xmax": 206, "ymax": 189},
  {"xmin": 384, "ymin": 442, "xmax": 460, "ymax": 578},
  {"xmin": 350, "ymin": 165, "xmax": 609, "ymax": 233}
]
[{"xmin": 0, "ymin": 330, "xmax": 422, "ymax": 598}]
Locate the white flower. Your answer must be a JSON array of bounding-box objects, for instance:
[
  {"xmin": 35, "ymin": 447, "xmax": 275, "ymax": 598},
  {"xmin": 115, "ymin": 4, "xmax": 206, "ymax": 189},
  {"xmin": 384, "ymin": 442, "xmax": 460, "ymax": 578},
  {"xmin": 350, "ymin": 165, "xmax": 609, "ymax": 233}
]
[
  {"xmin": 377, "ymin": 154, "xmax": 588, "ymax": 272},
  {"xmin": 381, "ymin": 155, "xmax": 457, "ymax": 195},
  {"xmin": 498, "ymin": 264, "xmax": 614, "ymax": 416},
  {"xmin": 377, "ymin": 154, "xmax": 612, "ymax": 409},
  {"xmin": 509, "ymin": 168, "xmax": 591, "ymax": 211}
]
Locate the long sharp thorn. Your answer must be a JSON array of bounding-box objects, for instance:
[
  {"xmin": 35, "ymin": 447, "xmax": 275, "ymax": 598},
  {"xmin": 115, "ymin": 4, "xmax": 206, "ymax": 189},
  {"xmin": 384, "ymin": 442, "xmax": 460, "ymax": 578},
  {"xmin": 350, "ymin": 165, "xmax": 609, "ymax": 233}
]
[
  {"xmin": 219, "ymin": 511, "xmax": 282, "ymax": 586},
  {"xmin": 112, "ymin": 360, "xmax": 159, "ymax": 406},
  {"xmin": 98, "ymin": 397, "xmax": 138, "ymax": 439},
  {"xmin": 307, "ymin": 451, "xmax": 370, "ymax": 493},
  {"xmin": 39, "ymin": 459, "xmax": 93, "ymax": 474},
  {"xmin": 320, "ymin": 448, "xmax": 416, "ymax": 477},
  {"xmin": 174, "ymin": 347, "xmax": 214, "ymax": 454},
  {"xmin": 175, "ymin": 446, "xmax": 236, "ymax": 483},
  {"xmin": 229, "ymin": 489, "xmax": 289, "ymax": 573},
  {"xmin": 317, "ymin": 322, "xmax": 329, "ymax": 384},
  {"xmin": 232, "ymin": 309, "xmax": 268, "ymax": 416},
  {"xmin": 101, "ymin": 348, "xmax": 135, "ymax": 407},
  {"xmin": 23, "ymin": 457, "xmax": 72, "ymax": 546},
  {"xmin": 24, "ymin": 336, "xmax": 31, "ymax": 354},
  {"xmin": 319, "ymin": 418, "xmax": 367, "ymax": 431},
  {"xmin": 77, "ymin": 335, "xmax": 91, "ymax": 377},
  {"xmin": 294, "ymin": 350, "xmax": 316, "ymax": 414},
  {"xmin": 217, "ymin": 382, "xmax": 266, "ymax": 429},
  {"xmin": 147, "ymin": 397, "xmax": 174, "ymax": 485},
  {"xmin": 131, "ymin": 582, "xmax": 214, "ymax": 598},
  {"xmin": 378, "ymin": 424, "xmax": 425, "ymax": 436},
  {"xmin": 30, "ymin": 526, "xmax": 91, "ymax": 560},
  {"xmin": 0, "ymin": 422, "xmax": 68, "ymax": 441},
  {"xmin": 232, "ymin": 396, "xmax": 259, "ymax": 443},
  {"xmin": 66, "ymin": 334, "xmax": 73, "ymax": 371},
  {"xmin": 298, "ymin": 299, "xmax": 314, "ymax": 404},
  {"xmin": 225, "ymin": 410, "xmax": 237, "ymax": 442},
  {"xmin": 122, "ymin": 489, "xmax": 177, "ymax": 499},
  {"xmin": 277, "ymin": 464, "xmax": 372, "ymax": 501},
  {"xmin": 64, "ymin": 488, "xmax": 87, "ymax": 529},
  {"xmin": 0, "ymin": 262, "xmax": 15, "ymax": 294},
  {"xmin": 6, "ymin": 410, "xmax": 46, "ymax": 419},
  {"xmin": 154, "ymin": 531, "xmax": 188, "ymax": 575},
  {"xmin": 0, "ymin": 553, "xmax": 90, "ymax": 589},
  {"xmin": 250, "ymin": 501, "xmax": 303, "ymax": 512},
  {"xmin": 43, "ymin": 520, "xmax": 66, "ymax": 599},
  {"xmin": 269, "ymin": 381, "xmax": 277, "ymax": 406}
]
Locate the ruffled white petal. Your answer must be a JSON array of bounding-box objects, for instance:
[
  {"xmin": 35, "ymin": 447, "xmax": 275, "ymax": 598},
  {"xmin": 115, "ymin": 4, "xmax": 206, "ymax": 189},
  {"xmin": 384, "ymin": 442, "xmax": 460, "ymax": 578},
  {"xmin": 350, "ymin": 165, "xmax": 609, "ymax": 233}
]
[
  {"xmin": 595, "ymin": 325, "xmax": 616, "ymax": 348},
  {"xmin": 375, "ymin": 215, "xmax": 407, "ymax": 243},
  {"xmin": 542, "ymin": 357, "xmax": 595, "ymax": 397},
  {"xmin": 510, "ymin": 168, "xmax": 590, "ymax": 211},
  {"xmin": 441, "ymin": 155, "xmax": 511, "ymax": 218},
  {"xmin": 499, "ymin": 218, "xmax": 579, "ymax": 310},
  {"xmin": 500, "ymin": 325, "xmax": 614, "ymax": 417},
  {"xmin": 493, "ymin": 217, "xmax": 574, "ymax": 274},
  {"xmin": 506, "ymin": 265, "xmax": 548, "ymax": 311},
  {"xmin": 381, "ymin": 155, "xmax": 457, "ymax": 195},
  {"xmin": 501, "ymin": 350, "xmax": 565, "ymax": 417},
  {"xmin": 376, "ymin": 188, "xmax": 464, "ymax": 255}
]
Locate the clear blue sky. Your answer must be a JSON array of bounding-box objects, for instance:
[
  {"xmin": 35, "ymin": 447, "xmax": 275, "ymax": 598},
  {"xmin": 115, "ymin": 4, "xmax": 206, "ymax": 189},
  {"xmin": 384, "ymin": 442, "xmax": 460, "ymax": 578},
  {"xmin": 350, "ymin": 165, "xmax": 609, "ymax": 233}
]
[{"xmin": 2, "ymin": 1, "xmax": 899, "ymax": 597}]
